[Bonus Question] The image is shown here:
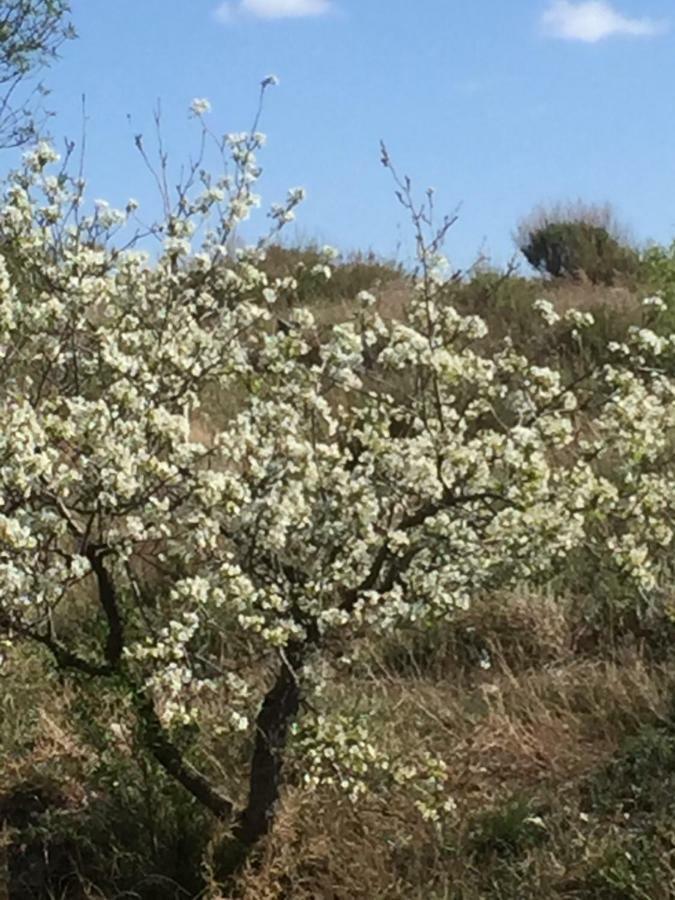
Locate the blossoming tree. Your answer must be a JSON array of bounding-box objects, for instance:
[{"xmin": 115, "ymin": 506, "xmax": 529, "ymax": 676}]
[
  {"xmin": 0, "ymin": 0, "xmax": 75, "ymax": 149},
  {"xmin": 1, "ymin": 92, "xmax": 674, "ymax": 860}
]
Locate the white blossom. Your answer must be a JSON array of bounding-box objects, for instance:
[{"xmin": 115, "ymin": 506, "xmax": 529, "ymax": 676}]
[{"xmin": 190, "ymin": 97, "xmax": 212, "ymax": 117}]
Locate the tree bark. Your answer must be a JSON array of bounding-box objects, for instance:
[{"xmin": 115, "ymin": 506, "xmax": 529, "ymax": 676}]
[
  {"xmin": 234, "ymin": 650, "xmax": 302, "ymax": 846},
  {"xmin": 86, "ymin": 545, "xmax": 124, "ymax": 667},
  {"xmin": 134, "ymin": 692, "xmax": 235, "ymax": 821}
]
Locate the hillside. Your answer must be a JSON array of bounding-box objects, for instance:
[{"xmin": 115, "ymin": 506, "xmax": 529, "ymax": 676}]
[{"xmin": 2, "ymin": 247, "xmax": 675, "ymax": 899}]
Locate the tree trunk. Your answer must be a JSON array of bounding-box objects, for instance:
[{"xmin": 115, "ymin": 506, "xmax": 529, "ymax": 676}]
[{"xmin": 234, "ymin": 652, "xmax": 302, "ymax": 846}]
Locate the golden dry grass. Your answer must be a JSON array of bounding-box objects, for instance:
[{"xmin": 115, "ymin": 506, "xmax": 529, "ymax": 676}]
[
  {"xmin": 233, "ymin": 648, "xmax": 675, "ymax": 899},
  {"xmin": 3, "ymin": 589, "xmax": 675, "ymax": 898}
]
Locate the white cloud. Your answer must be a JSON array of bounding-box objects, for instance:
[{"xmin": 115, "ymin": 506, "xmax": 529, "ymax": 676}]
[
  {"xmin": 541, "ymin": 1, "xmax": 666, "ymax": 43},
  {"xmin": 215, "ymin": 0, "xmax": 332, "ymax": 22}
]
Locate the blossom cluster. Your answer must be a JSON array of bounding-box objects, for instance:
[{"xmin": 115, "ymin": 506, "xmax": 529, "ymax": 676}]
[{"xmin": 290, "ymin": 712, "xmax": 456, "ymax": 823}]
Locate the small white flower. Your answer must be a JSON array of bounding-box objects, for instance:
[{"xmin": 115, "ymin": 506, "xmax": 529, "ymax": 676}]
[
  {"xmin": 190, "ymin": 97, "xmax": 212, "ymax": 117},
  {"xmin": 231, "ymin": 712, "xmax": 249, "ymax": 732},
  {"xmin": 357, "ymin": 290, "xmax": 377, "ymax": 307},
  {"xmin": 643, "ymin": 295, "xmax": 667, "ymax": 313},
  {"xmin": 533, "ymin": 298, "xmax": 560, "ymax": 326},
  {"xmin": 564, "ymin": 308, "xmax": 594, "ymax": 329}
]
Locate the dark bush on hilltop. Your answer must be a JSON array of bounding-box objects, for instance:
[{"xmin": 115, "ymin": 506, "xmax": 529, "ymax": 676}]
[{"xmin": 516, "ymin": 202, "xmax": 639, "ymax": 285}]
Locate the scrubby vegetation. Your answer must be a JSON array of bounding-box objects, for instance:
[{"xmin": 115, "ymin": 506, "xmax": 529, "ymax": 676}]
[
  {"xmin": 516, "ymin": 201, "xmax": 639, "ymax": 285},
  {"xmin": 7, "ymin": 593, "xmax": 675, "ymax": 898}
]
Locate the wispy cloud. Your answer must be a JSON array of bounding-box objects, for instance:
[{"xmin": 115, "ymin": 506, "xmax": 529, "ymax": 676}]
[
  {"xmin": 214, "ymin": 0, "xmax": 332, "ymax": 23},
  {"xmin": 541, "ymin": 1, "xmax": 667, "ymax": 43}
]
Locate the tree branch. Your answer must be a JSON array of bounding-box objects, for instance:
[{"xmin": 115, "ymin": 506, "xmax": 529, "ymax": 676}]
[{"xmin": 133, "ymin": 690, "xmax": 235, "ymax": 822}]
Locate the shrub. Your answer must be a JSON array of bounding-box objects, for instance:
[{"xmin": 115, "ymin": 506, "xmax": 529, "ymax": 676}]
[
  {"xmin": 516, "ymin": 202, "xmax": 638, "ymax": 284},
  {"xmin": 639, "ymin": 241, "xmax": 675, "ymax": 335}
]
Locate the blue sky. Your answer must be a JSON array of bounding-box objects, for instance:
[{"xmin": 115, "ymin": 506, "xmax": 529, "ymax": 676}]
[{"xmin": 22, "ymin": 0, "xmax": 675, "ymax": 270}]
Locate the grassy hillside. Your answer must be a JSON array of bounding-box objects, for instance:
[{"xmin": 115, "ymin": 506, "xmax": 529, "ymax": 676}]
[{"xmin": 3, "ymin": 251, "xmax": 675, "ymax": 900}]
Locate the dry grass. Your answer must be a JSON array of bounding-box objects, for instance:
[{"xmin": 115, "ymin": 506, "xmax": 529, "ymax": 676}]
[
  {"xmin": 545, "ymin": 280, "xmax": 640, "ymax": 317},
  {"xmin": 3, "ymin": 591, "xmax": 675, "ymax": 898},
  {"xmin": 226, "ymin": 589, "xmax": 675, "ymax": 898},
  {"xmin": 234, "ymin": 653, "xmax": 674, "ymax": 899}
]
